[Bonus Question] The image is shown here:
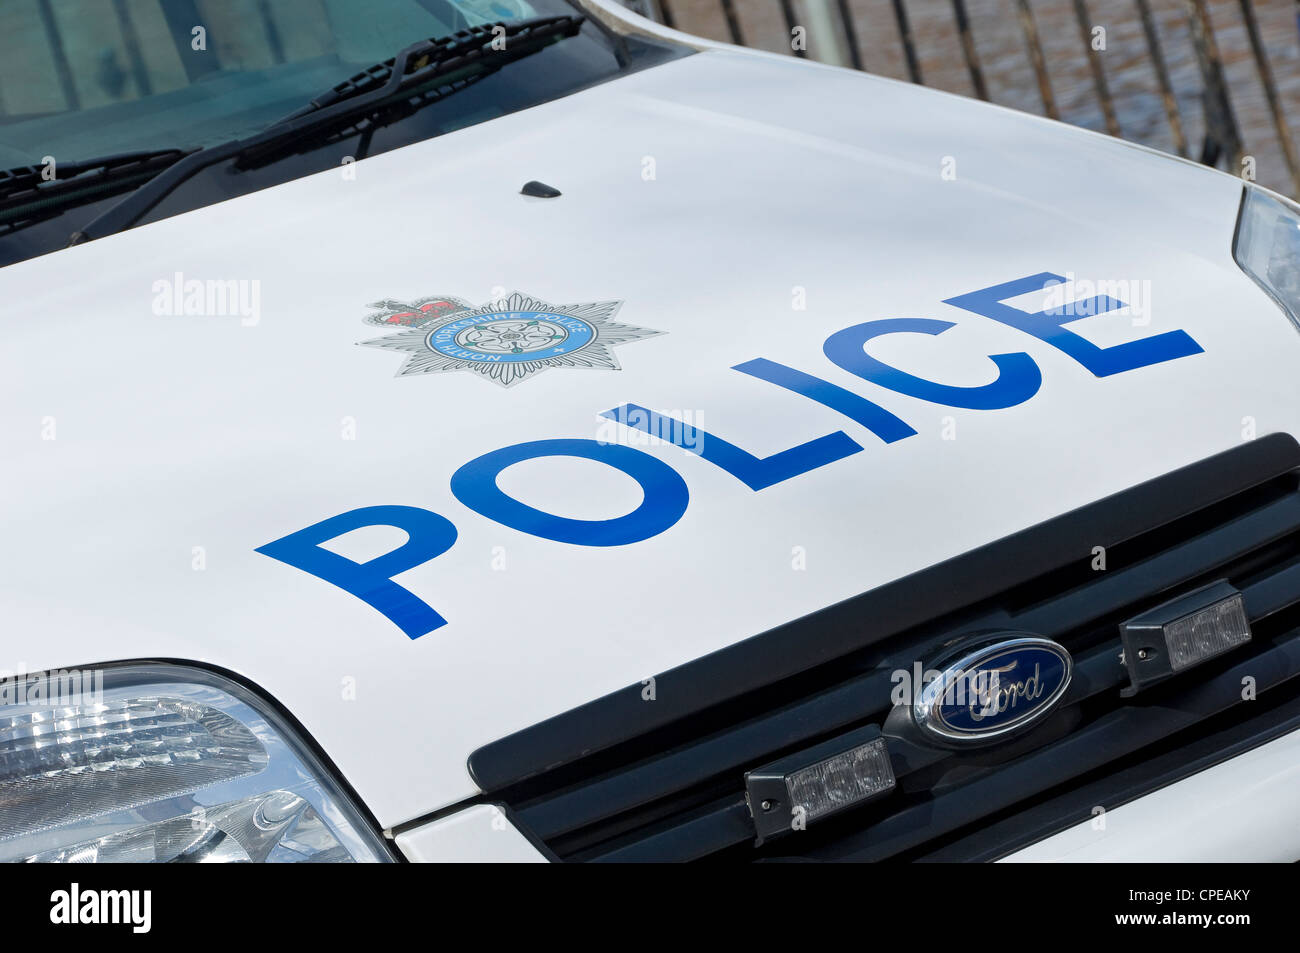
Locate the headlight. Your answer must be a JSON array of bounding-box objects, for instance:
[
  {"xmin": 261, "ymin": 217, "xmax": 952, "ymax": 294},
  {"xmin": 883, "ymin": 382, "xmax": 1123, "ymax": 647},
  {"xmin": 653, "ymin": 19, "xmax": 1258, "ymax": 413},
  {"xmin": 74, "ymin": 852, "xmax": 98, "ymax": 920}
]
[
  {"xmin": 1233, "ymin": 184, "xmax": 1300, "ymax": 333},
  {"xmin": 0, "ymin": 664, "xmax": 392, "ymax": 863}
]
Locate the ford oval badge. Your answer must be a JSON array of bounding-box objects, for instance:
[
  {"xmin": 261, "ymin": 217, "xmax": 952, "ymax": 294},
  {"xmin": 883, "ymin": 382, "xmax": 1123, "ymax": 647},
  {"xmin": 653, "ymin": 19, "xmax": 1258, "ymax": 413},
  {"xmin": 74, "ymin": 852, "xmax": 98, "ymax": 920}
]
[{"xmin": 913, "ymin": 636, "xmax": 1072, "ymax": 744}]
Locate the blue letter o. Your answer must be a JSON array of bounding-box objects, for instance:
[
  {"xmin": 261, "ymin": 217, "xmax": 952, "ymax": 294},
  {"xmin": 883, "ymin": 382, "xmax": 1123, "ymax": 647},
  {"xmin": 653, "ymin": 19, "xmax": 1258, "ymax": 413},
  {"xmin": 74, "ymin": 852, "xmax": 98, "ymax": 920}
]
[{"xmin": 450, "ymin": 439, "xmax": 689, "ymax": 546}]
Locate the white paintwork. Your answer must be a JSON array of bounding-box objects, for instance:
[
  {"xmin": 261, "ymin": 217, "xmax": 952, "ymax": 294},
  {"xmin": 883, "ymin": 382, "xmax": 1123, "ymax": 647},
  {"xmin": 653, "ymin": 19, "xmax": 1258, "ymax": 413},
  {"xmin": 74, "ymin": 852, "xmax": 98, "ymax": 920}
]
[
  {"xmin": 3, "ymin": 20, "xmax": 1299, "ymax": 835},
  {"xmin": 1003, "ymin": 727, "xmax": 1300, "ymax": 862},
  {"xmin": 395, "ymin": 805, "xmax": 547, "ymax": 862}
]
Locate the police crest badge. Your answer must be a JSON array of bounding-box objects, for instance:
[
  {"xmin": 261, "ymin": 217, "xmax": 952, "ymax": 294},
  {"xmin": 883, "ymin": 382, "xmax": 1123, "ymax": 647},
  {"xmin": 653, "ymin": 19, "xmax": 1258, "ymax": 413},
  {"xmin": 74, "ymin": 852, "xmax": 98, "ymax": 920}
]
[{"xmin": 359, "ymin": 291, "xmax": 661, "ymax": 388}]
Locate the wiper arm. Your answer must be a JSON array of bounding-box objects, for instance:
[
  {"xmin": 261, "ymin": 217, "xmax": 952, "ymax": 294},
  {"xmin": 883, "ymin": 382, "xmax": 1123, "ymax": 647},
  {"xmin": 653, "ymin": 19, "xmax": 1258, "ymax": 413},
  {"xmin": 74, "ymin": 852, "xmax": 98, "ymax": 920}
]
[{"xmin": 67, "ymin": 15, "xmax": 584, "ymax": 247}]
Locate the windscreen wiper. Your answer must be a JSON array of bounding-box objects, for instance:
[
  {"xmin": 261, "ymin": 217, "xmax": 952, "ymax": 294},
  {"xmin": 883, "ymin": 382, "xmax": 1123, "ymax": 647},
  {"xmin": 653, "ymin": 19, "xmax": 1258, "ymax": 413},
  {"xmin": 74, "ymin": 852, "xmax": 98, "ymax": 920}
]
[
  {"xmin": 67, "ymin": 14, "xmax": 584, "ymax": 247},
  {"xmin": 274, "ymin": 14, "xmax": 584, "ymax": 124},
  {"xmin": 0, "ymin": 149, "xmax": 194, "ymax": 228}
]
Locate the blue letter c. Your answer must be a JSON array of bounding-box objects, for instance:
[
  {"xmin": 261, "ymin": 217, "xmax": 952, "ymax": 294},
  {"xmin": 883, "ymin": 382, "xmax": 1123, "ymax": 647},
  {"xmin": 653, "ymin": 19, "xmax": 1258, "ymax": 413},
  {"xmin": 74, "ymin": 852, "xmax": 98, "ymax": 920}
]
[{"xmin": 824, "ymin": 318, "xmax": 1042, "ymax": 410}]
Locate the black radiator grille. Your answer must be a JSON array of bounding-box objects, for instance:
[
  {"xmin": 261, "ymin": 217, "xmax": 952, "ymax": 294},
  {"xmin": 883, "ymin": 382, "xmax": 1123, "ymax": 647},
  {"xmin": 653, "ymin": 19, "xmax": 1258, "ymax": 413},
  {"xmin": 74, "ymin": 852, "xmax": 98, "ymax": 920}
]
[{"xmin": 471, "ymin": 434, "xmax": 1300, "ymax": 862}]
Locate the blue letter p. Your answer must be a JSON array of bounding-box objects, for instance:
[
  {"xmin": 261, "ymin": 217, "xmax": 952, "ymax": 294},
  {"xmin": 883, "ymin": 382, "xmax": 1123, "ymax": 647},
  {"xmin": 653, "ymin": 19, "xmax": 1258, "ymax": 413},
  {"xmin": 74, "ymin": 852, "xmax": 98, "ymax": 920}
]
[{"xmin": 256, "ymin": 505, "xmax": 457, "ymax": 639}]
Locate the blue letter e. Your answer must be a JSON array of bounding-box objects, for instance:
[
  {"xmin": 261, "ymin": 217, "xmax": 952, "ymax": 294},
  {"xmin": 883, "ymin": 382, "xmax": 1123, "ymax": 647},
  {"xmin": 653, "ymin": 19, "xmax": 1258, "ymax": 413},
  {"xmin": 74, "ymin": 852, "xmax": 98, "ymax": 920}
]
[
  {"xmin": 256, "ymin": 505, "xmax": 457, "ymax": 639},
  {"xmin": 943, "ymin": 272, "xmax": 1203, "ymax": 377}
]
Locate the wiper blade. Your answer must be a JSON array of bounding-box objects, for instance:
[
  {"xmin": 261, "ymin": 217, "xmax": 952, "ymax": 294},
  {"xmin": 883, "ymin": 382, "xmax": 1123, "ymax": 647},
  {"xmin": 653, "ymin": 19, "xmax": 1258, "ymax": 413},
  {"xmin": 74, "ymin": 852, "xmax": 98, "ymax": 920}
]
[
  {"xmin": 67, "ymin": 15, "xmax": 584, "ymax": 247},
  {"xmin": 274, "ymin": 14, "xmax": 584, "ymax": 124},
  {"xmin": 0, "ymin": 149, "xmax": 192, "ymax": 208},
  {"xmin": 0, "ymin": 148, "xmax": 195, "ymax": 237},
  {"xmin": 234, "ymin": 14, "xmax": 584, "ymax": 169}
]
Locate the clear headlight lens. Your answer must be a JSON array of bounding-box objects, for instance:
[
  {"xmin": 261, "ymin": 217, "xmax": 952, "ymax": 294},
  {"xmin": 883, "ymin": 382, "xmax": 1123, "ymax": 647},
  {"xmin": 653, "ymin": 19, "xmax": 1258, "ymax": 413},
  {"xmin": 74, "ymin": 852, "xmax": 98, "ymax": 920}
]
[
  {"xmin": 0, "ymin": 665, "xmax": 391, "ymax": 863},
  {"xmin": 1233, "ymin": 184, "xmax": 1300, "ymax": 333}
]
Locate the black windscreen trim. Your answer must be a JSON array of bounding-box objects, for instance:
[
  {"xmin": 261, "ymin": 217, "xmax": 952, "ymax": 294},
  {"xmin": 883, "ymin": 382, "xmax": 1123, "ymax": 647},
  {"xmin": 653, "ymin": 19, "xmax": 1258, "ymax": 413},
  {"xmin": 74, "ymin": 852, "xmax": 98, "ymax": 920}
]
[{"xmin": 469, "ymin": 433, "xmax": 1300, "ymax": 792}]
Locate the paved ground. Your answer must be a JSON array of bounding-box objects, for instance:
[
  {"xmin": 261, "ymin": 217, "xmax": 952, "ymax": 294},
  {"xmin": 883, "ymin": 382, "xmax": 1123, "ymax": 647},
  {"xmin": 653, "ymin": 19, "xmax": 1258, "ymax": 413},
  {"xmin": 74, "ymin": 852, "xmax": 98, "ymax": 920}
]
[{"xmin": 656, "ymin": 0, "xmax": 1300, "ymax": 195}]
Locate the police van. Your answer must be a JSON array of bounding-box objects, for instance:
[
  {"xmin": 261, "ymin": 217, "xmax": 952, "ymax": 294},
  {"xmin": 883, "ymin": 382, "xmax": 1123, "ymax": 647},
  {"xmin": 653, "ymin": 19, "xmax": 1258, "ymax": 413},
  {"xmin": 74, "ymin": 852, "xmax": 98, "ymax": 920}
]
[{"xmin": 2, "ymin": 0, "xmax": 1299, "ymax": 863}]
